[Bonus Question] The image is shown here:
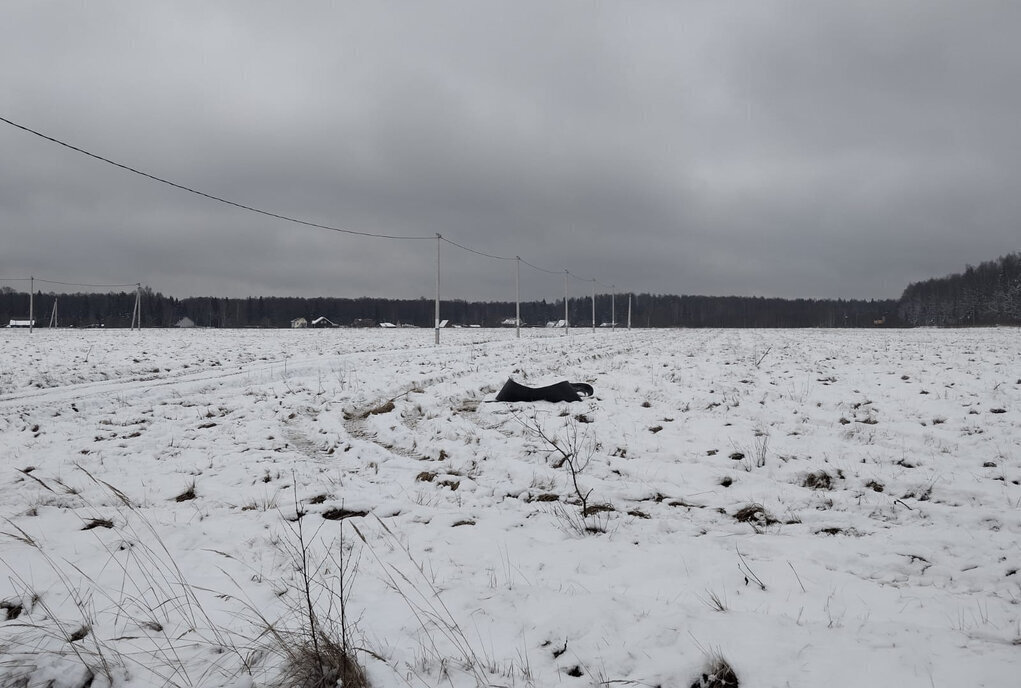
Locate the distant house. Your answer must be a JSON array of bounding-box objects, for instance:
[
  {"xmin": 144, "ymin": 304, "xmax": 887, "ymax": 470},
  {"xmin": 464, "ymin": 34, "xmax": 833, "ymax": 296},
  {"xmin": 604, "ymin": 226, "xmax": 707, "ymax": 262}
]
[
  {"xmin": 379, "ymin": 322, "xmax": 397, "ymax": 328},
  {"xmin": 310, "ymin": 316, "xmax": 337, "ymax": 328},
  {"xmin": 7, "ymin": 319, "xmax": 34, "ymax": 328},
  {"xmin": 500, "ymin": 318, "xmax": 520, "ymax": 327},
  {"xmin": 175, "ymin": 317, "xmax": 195, "ymax": 328},
  {"xmin": 545, "ymin": 320, "xmax": 567, "ymax": 328},
  {"xmin": 291, "ymin": 317, "xmax": 308, "ymax": 329}
]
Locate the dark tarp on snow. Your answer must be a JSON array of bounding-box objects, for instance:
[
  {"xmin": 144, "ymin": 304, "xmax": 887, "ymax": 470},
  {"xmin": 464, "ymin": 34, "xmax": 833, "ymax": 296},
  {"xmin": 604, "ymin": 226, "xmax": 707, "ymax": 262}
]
[{"xmin": 494, "ymin": 378, "xmax": 594, "ymax": 403}]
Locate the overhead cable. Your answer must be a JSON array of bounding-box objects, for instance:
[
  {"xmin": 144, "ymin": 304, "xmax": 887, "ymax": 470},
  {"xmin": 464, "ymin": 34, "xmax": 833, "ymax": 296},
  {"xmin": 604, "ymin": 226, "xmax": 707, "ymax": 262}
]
[
  {"xmin": 440, "ymin": 236, "xmax": 514, "ymax": 261},
  {"xmin": 1, "ymin": 115, "xmax": 628, "ymax": 292},
  {"xmin": 0, "ymin": 115, "xmax": 432, "ymax": 241},
  {"xmin": 518, "ymin": 256, "xmax": 567, "ymax": 275},
  {"xmin": 36, "ymin": 279, "xmax": 139, "ymax": 288}
]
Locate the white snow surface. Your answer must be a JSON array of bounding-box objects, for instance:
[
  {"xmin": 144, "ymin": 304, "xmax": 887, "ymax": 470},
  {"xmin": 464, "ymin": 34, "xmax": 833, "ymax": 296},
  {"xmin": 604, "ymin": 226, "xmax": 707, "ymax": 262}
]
[{"xmin": 1, "ymin": 327, "xmax": 1019, "ymax": 687}]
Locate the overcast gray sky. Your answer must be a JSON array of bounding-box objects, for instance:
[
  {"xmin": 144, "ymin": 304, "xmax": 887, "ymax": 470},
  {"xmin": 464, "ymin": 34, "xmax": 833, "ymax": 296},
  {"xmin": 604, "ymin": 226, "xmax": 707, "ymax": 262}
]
[{"xmin": 2, "ymin": 1, "xmax": 1019, "ymax": 301}]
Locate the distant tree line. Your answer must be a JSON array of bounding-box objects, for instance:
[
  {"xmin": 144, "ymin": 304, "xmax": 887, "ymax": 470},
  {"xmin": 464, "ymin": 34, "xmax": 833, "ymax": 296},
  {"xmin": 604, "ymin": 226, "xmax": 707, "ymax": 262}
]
[
  {"xmin": 1, "ymin": 285, "xmax": 899, "ymax": 329},
  {"xmin": 898, "ymin": 252, "xmax": 1021, "ymax": 326},
  {"xmin": 8, "ymin": 253, "xmax": 1019, "ymax": 329}
]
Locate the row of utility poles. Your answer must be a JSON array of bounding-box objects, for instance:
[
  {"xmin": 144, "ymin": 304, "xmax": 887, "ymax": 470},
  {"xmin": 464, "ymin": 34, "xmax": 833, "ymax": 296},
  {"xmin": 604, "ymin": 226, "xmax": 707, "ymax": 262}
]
[
  {"xmin": 24, "ymin": 276, "xmax": 142, "ymax": 333},
  {"xmin": 18, "ymin": 245, "xmax": 627, "ymax": 342},
  {"xmin": 433, "ymin": 234, "xmax": 632, "ymax": 345}
]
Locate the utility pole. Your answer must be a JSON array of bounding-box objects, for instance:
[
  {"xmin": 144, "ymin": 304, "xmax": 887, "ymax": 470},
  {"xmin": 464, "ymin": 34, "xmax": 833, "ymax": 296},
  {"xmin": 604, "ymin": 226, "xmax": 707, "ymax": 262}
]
[
  {"xmin": 29, "ymin": 276, "xmax": 34, "ymax": 334},
  {"xmin": 515, "ymin": 256, "xmax": 521, "ymax": 339},
  {"xmin": 563, "ymin": 269, "xmax": 569, "ymax": 334},
  {"xmin": 132, "ymin": 283, "xmax": 141, "ymax": 330},
  {"xmin": 627, "ymin": 293, "xmax": 632, "ymax": 329},
  {"xmin": 611, "ymin": 285, "xmax": 615, "ymax": 331},
  {"xmin": 591, "ymin": 279, "xmax": 596, "ymax": 333},
  {"xmin": 435, "ymin": 234, "xmax": 441, "ymax": 345},
  {"xmin": 49, "ymin": 297, "xmax": 58, "ymax": 328}
]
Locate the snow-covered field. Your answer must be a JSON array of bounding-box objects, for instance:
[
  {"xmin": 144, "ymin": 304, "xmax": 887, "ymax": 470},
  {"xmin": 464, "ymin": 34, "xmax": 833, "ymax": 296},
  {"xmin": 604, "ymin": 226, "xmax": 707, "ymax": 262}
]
[{"xmin": 1, "ymin": 327, "xmax": 1019, "ymax": 688}]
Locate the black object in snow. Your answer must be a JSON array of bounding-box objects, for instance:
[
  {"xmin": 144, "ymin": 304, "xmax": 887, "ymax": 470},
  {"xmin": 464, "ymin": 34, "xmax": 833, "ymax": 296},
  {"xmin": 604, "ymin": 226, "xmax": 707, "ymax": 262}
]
[{"xmin": 495, "ymin": 378, "xmax": 594, "ymax": 403}]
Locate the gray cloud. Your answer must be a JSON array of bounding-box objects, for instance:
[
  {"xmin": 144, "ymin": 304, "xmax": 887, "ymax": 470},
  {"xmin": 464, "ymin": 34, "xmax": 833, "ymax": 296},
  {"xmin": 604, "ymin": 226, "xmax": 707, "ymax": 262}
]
[{"xmin": 2, "ymin": 1, "xmax": 1019, "ymax": 301}]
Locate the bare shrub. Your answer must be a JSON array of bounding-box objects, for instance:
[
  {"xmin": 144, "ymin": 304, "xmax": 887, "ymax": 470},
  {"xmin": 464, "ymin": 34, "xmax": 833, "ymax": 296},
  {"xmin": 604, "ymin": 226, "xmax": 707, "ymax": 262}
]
[
  {"xmin": 262, "ymin": 521, "xmax": 366, "ymax": 688},
  {"xmin": 516, "ymin": 413, "xmax": 608, "ymax": 535}
]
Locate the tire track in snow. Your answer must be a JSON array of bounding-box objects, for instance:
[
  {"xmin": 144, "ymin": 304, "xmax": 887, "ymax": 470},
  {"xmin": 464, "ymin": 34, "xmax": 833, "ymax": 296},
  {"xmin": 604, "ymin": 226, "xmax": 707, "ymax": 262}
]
[
  {"xmin": 0, "ymin": 339, "xmax": 507, "ymax": 412},
  {"xmin": 337, "ymin": 334, "xmax": 625, "ymax": 466}
]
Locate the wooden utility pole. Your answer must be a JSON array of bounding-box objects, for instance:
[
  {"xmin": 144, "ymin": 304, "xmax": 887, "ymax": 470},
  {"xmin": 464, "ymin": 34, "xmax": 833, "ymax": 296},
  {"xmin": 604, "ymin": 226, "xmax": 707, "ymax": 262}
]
[
  {"xmin": 132, "ymin": 284, "xmax": 141, "ymax": 330},
  {"xmin": 435, "ymin": 234, "xmax": 441, "ymax": 345},
  {"xmin": 611, "ymin": 286, "xmax": 615, "ymax": 331},
  {"xmin": 564, "ymin": 269, "xmax": 569, "ymax": 334},
  {"xmin": 515, "ymin": 256, "xmax": 521, "ymax": 339}
]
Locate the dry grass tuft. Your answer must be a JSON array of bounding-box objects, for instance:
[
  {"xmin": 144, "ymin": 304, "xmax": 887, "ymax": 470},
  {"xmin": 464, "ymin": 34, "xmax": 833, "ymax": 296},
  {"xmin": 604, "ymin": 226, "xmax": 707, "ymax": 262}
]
[
  {"xmin": 801, "ymin": 471, "xmax": 832, "ymax": 490},
  {"xmin": 321, "ymin": 507, "xmax": 369, "ymax": 521},
  {"xmin": 80, "ymin": 518, "xmax": 114, "ymax": 531},
  {"xmin": 173, "ymin": 483, "xmax": 197, "ymax": 502},
  {"xmin": 1, "ymin": 600, "xmax": 24, "ymax": 621},
  {"xmin": 581, "ymin": 503, "xmax": 615, "ymax": 517},
  {"xmin": 732, "ymin": 503, "xmax": 777, "ymax": 526},
  {"xmin": 363, "ymin": 400, "xmax": 395, "ymax": 418},
  {"xmin": 691, "ymin": 654, "xmax": 739, "ymax": 688},
  {"xmin": 271, "ymin": 629, "xmax": 368, "ymax": 688}
]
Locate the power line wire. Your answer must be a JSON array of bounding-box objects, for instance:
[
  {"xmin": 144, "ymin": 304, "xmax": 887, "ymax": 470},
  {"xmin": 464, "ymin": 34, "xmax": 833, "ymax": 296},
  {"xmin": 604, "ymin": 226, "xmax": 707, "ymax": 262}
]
[
  {"xmin": 440, "ymin": 236, "xmax": 616, "ymax": 287},
  {"xmin": 0, "ymin": 115, "xmax": 432, "ymax": 242},
  {"xmin": 36, "ymin": 279, "xmax": 139, "ymax": 288},
  {"xmin": 0, "ymin": 277, "xmax": 138, "ymax": 287},
  {"xmin": 519, "ymin": 258, "xmax": 562, "ymax": 276},
  {"xmin": 440, "ymin": 236, "xmax": 514, "ymax": 261},
  {"xmin": 2, "ymin": 115, "xmax": 629, "ymax": 294}
]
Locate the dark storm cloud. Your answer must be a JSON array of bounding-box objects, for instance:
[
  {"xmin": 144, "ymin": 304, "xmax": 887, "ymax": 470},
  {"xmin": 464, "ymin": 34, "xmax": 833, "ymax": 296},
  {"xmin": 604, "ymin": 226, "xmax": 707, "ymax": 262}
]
[{"xmin": 2, "ymin": 1, "xmax": 1019, "ymax": 301}]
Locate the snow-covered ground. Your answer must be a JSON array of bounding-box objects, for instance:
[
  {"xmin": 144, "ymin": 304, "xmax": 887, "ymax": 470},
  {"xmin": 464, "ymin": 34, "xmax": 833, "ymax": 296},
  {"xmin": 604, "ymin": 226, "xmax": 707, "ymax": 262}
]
[{"xmin": 1, "ymin": 327, "xmax": 1019, "ymax": 688}]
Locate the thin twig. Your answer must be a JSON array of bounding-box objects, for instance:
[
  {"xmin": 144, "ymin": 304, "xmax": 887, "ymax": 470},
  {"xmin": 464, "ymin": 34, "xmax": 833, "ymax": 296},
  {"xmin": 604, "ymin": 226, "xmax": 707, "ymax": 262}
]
[
  {"xmin": 737, "ymin": 549, "xmax": 766, "ymax": 591},
  {"xmin": 787, "ymin": 560, "xmax": 806, "ymax": 592}
]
